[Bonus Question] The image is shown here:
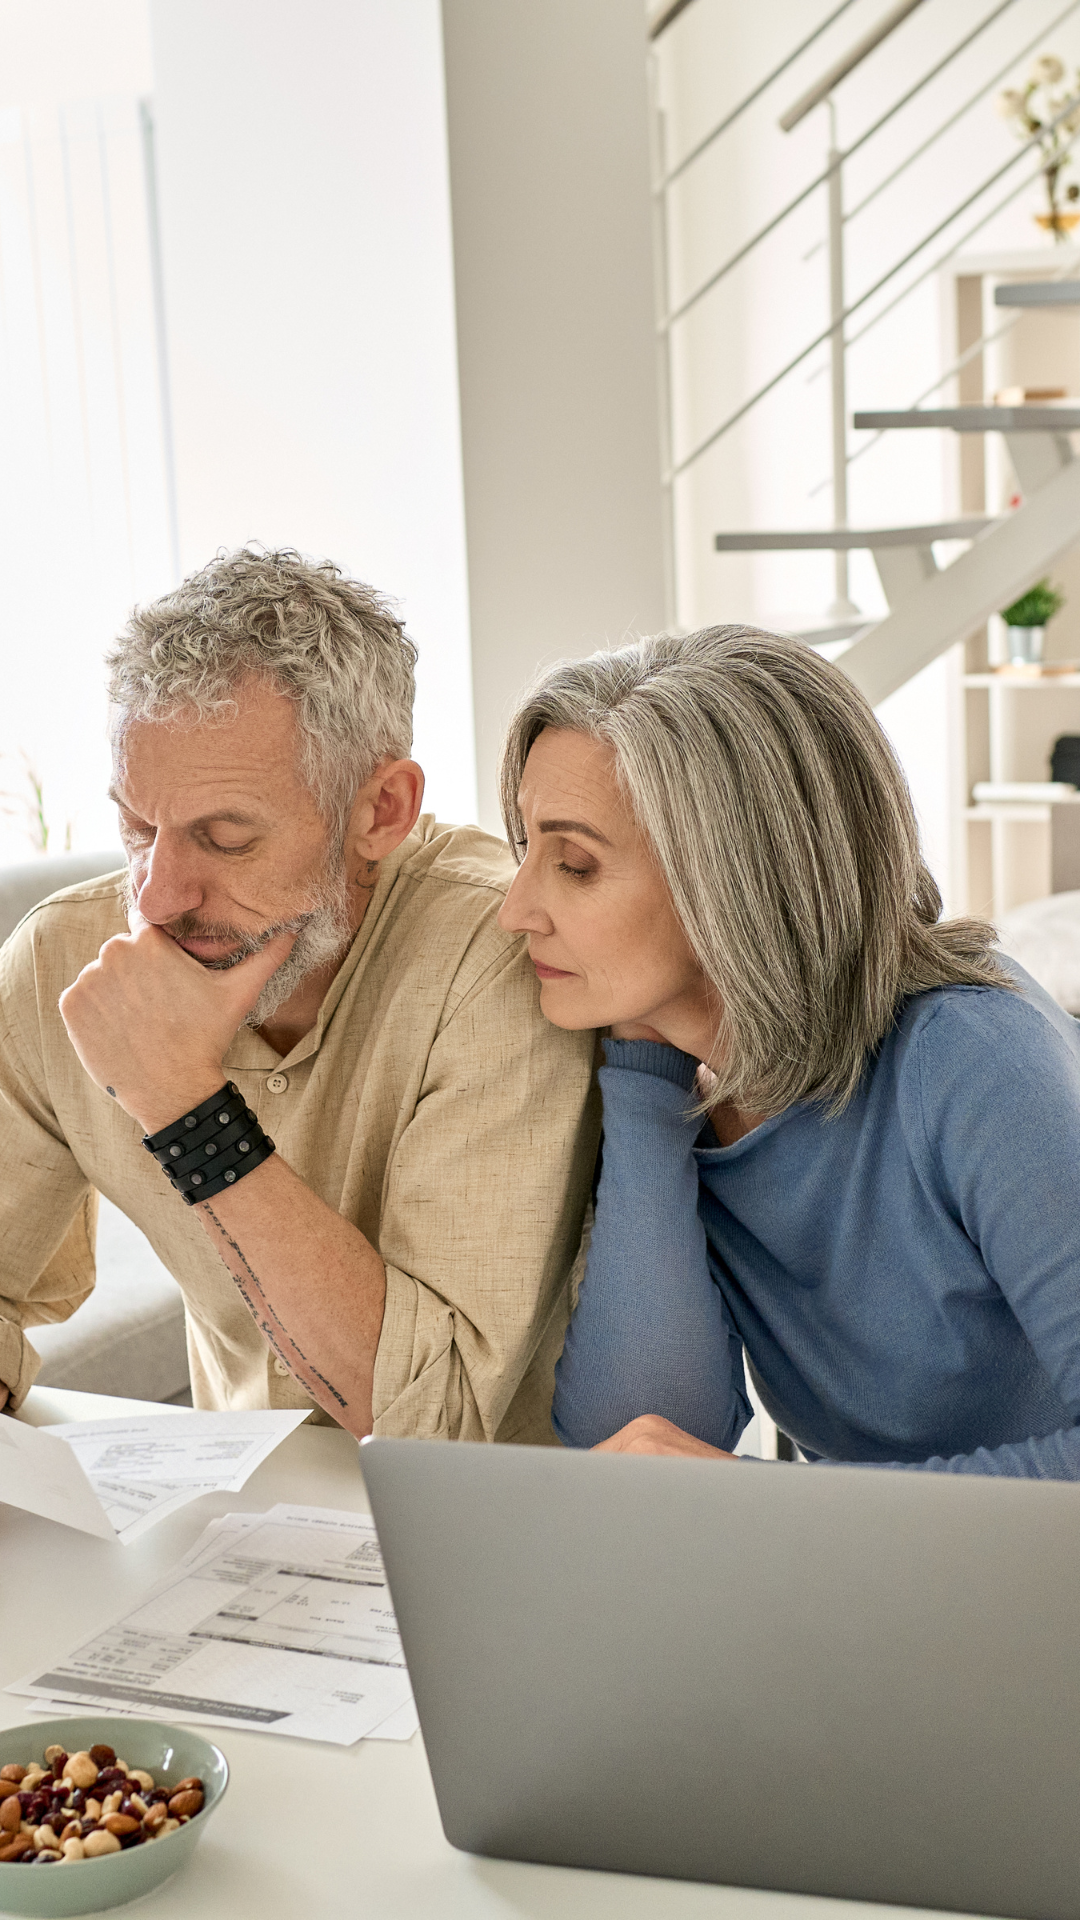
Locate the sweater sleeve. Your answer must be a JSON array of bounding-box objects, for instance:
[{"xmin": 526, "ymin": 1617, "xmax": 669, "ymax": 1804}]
[
  {"xmin": 864, "ymin": 987, "xmax": 1080, "ymax": 1478},
  {"xmin": 552, "ymin": 1040, "xmax": 753, "ymax": 1450}
]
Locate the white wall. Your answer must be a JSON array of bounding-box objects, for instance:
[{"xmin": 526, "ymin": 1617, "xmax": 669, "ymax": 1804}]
[
  {"xmin": 148, "ymin": 0, "xmax": 477, "ymax": 824},
  {"xmin": 442, "ymin": 0, "xmax": 666, "ymax": 830},
  {"xmin": 0, "ymin": 0, "xmax": 151, "ymax": 104}
]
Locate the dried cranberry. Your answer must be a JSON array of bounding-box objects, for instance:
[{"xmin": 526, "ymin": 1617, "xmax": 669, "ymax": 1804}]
[
  {"xmin": 69, "ymin": 1789, "xmax": 86, "ymax": 1813},
  {"xmin": 147, "ymin": 1789, "xmax": 169, "ymax": 1806},
  {"xmin": 119, "ymin": 1829, "xmax": 144, "ymax": 1849}
]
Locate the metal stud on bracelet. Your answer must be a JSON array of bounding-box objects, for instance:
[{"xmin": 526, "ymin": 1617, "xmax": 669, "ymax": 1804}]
[{"xmin": 142, "ymin": 1083, "xmax": 275, "ymax": 1205}]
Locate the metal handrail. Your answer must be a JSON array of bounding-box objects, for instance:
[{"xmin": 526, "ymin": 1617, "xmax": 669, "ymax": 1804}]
[
  {"xmin": 842, "ymin": 152, "xmax": 1079, "ymax": 356},
  {"xmin": 667, "ymin": 91, "xmax": 1080, "ymax": 480},
  {"xmin": 662, "ymin": 0, "xmax": 1021, "ymax": 332},
  {"xmin": 647, "ymin": 0, "xmax": 698, "ymax": 41},
  {"xmin": 841, "ymin": 0, "xmax": 1080, "ymax": 229},
  {"xmin": 779, "ymin": 0, "xmax": 926, "ymax": 132},
  {"xmin": 658, "ymin": 0, "xmax": 860, "ymax": 188},
  {"xmin": 808, "ymin": 257, "xmax": 1080, "ymax": 497},
  {"xmin": 807, "ymin": 314, "xmax": 1023, "ymax": 494}
]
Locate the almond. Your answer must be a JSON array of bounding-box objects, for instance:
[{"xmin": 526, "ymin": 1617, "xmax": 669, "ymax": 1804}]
[
  {"xmin": 167, "ymin": 1788, "xmax": 203, "ymax": 1818},
  {"xmin": 103, "ymin": 1814, "xmax": 140, "ymax": 1836}
]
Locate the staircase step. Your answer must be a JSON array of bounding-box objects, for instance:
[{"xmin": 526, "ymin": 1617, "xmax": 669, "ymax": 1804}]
[
  {"xmin": 840, "ymin": 455, "xmax": 1080, "ymax": 708},
  {"xmin": 853, "ymin": 406, "xmax": 1080, "ymax": 432},
  {"xmin": 714, "ymin": 519, "xmax": 997, "ymax": 552},
  {"xmin": 995, "ymin": 282, "xmax": 1080, "ymax": 307}
]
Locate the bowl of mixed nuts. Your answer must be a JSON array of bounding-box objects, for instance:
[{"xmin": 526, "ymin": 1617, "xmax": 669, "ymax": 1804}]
[{"xmin": 0, "ymin": 1716, "xmax": 228, "ymax": 1916}]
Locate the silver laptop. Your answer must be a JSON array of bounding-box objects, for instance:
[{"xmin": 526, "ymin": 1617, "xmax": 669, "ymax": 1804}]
[{"xmin": 361, "ymin": 1436, "xmax": 1080, "ymax": 1916}]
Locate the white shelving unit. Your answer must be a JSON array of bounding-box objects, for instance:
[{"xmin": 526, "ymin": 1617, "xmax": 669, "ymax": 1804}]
[
  {"xmin": 941, "ymin": 250, "xmax": 1080, "ymax": 917},
  {"xmin": 962, "ymin": 670, "xmax": 1080, "ymax": 917}
]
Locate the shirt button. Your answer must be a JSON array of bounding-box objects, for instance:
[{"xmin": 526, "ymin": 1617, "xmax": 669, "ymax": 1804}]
[
  {"xmin": 265, "ymin": 1072, "xmax": 289, "ymax": 1094},
  {"xmin": 273, "ymin": 1356, "xmax": 291, "ymax": 1376}
]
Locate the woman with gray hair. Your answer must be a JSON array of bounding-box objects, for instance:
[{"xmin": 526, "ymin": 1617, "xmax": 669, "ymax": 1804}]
[{"xmin": 497, "ymin": 625, "xmax": 1080, "ymax": 1476}]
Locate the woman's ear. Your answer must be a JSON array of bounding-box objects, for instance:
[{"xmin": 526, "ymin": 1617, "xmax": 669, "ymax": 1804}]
[{"xmin": 347, "ymin": 759, "xmax": 426, "ymax": 862}]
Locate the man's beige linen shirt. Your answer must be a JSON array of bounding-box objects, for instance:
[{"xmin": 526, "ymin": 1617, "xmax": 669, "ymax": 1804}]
[{"xmin": 0, "ymin": 818, "xmax": 599, "ymax": 1441}]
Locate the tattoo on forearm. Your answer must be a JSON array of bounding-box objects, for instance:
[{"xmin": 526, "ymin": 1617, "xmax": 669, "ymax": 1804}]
[{"xmin": 201, "ymin": 1204, "xmax": 349, "ymax": 1410}]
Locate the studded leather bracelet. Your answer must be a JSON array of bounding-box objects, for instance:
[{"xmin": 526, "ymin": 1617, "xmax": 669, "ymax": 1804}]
[{"xmin": 142, "ymin": 1082, "xmax": 275, "ymax": 1206}]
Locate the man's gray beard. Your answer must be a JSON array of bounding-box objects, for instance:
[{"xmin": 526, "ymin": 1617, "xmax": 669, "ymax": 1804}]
[{"xmin": 122, "ymin": 862, "xmax": 353, "ymax": 1030}]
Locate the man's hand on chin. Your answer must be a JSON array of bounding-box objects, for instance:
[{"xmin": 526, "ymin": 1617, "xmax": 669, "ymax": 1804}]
[
  {"xmin": 592, "ymin": 1414, "xmax": 737, "ymax": 1459},
  {"xmin": 58, "ymin": 910, "xmax": 296, "ymax": 1135}
]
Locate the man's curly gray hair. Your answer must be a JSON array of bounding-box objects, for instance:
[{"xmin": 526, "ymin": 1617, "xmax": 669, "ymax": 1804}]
[
  {"xmin": 107, "ymin": 547, "xmax": 418, "ymax": 832},
  {"xmin": 500, "ymin": 625, "xmax": 1010, "ymax": 1116}
]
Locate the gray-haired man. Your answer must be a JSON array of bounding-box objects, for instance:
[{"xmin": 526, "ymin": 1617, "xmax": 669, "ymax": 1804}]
[{"xmin": 0, "ymin": 549, "xmax": 598, "ymax": 1440}]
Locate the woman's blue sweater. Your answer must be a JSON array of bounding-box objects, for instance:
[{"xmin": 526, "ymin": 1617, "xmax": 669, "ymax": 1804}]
[{"xmin": 553, "ymin": 966, "xmax": 1080, "ymax": 1476}]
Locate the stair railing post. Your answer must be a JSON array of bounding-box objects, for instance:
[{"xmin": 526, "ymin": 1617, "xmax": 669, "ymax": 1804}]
[
  {"xmin": 648, "ymin": 48, "xmax": 679, "ymax": 630},
  {"xmin": 827, "ymin": 96, "xmax": 860, "ymax": 619}
]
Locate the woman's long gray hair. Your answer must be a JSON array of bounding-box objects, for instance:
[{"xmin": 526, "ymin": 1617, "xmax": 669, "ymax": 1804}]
[{"xmin": 500, "ymin": 626, "xmax": 1009, "ymax": 1115}]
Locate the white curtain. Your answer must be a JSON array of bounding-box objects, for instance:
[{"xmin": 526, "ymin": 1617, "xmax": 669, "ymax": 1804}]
[{"xmin": 0, "ymin": 94, "xmax": 175, "ymax": 861}]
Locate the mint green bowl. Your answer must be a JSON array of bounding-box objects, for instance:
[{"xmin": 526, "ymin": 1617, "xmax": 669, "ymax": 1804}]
[{"xmin": 0, "ymin": 1717, "xmax": 228, "ymax": 1917}]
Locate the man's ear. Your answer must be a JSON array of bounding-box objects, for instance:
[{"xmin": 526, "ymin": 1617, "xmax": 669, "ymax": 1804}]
[{"xmin": 347, "ymin": 759, "xmax": 425, "ymax": 862}]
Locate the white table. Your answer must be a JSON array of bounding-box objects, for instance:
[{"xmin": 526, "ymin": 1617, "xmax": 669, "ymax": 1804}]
[{"xmin": 1, "ymin": 1391, "xmax": 929, "ymax": 1920}]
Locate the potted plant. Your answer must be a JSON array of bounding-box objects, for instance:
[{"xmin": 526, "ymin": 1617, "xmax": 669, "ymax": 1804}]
[
  {"xmin": 997, "ymin": 55, "xmax": 1080, "ymax": 240},
  {"xmin": 999, "ymin": 578, "xmax": 1066, "ymax": 664}
]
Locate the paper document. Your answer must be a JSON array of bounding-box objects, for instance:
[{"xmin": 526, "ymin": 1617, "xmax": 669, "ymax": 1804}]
[
  {"xmin": 1, "ymin": 1411, "xmax": 309, "ymax": 1541},
  {"xmin": 7, "ymin": 1504, "xmax": 418, "ymax": 1745}
]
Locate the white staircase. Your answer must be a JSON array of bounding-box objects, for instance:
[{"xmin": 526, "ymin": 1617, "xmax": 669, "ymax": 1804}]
[{"xmin": 647, "ymin": 2, "xmax": 1080, "ymax": 716}]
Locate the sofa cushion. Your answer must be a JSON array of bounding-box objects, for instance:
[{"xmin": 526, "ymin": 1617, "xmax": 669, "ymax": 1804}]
[
  {"xmin": 998, "ymin": 891, "xmax": 1080, "ymax": 1015},
  {"xmin": 30, "ymin": 1198, "xmax": 190, "ymax": 1402},
  {"xmin": 0, "ymin": 852, "xmax": 124, "ymax": 947}
]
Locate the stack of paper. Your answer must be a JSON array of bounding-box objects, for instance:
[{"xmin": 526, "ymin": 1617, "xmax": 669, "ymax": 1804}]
[
  {"xmin": 0, "ymin": 1411, "xmax": 310, "ymax": 1541},
  {"xmin": 7, "ymin": 1504, "xmax": 418, "ymax": 1744}
]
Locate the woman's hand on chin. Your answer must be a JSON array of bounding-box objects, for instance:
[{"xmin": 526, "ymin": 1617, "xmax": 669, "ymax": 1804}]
[{"xmin": 592, "ymin": 1413, "xmax": 737, "ymax": 1460}]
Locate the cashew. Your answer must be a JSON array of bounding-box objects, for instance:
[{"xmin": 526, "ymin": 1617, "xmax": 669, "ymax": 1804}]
[
  {"xmin": 83, "ymin": 1829, "xmax": 122, "ymax": 1858},
  {"xmin": 62, "ymin": 1752, "xmax": 99, "ymax": 1790},
  {"xmin": 61, "ymin": 1836, "xmax": 86, "ymax": 1861}
]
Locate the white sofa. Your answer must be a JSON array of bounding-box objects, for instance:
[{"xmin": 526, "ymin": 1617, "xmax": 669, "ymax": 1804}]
[
  {"xmin": 0, "ymin": 854, "xmax": 191, "ymax": 1403},
  {"xmin": 998, "ymin": 892, "xmax": 1080, "ymax": 1016}
]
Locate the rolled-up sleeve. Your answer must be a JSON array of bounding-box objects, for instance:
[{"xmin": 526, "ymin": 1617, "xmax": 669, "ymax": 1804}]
[{"xmin": 370, "ymin": 942, "xmax": 599, "ymax": 1441}]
